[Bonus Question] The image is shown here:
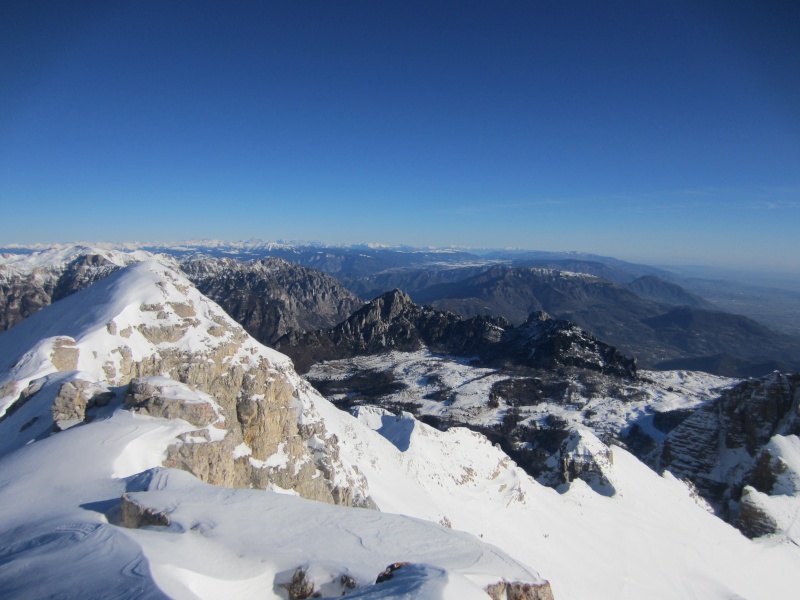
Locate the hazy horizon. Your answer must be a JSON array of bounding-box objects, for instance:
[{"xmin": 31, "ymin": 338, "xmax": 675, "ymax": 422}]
[{"xmin": 2, "ymin": 2, "xmax": 798, "ymax": 272}]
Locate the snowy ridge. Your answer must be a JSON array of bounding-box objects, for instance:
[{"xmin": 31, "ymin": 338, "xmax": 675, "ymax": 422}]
[
  {"xmin": 0, "ymin": 243, "xmax": 154, "ymax": 276},
  {"xmin": 1, "ymin": 259, "xmax": 281, "ymax": 415}
]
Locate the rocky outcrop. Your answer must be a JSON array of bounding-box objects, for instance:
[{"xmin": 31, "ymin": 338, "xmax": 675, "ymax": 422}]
[
  {"xmin": 499, "ymin": 311, "xmax": 636, "ymax": 378},
  {"xmin": 277, "ymin": 289, "xmax": 460, "ymax": 370},
  {"xmin": 0, "ymin": 268, "xmax": 54, "ymax": 332},
  {"xmin": 537, "ymin": 429, "xmax": 616, "ymax": 496},
  {"xmin": 735, "ymin": 486, "xmax": 779, "ymax": 538},
  {"xmin": 181, "ymin": 256, "xmax": 364, "ymax": 345},
  {"xmin": 371, "ymin": 563, "xmax": 554, "ymax": 600},
  {"xmin": 50, "ymin": 337, "xmax": 79, "ymax": 371},
  {"xmin": 278, "ymin": 290, "xmax": 636, "ymax": 379},
  {"xmin": 112, "ymin": 340, "xmax": 366, "ymax": 505},
  {"xmin": 485, "ymin": 580, "xmax": 555, "ymax": 600},
  {"xmin": 120, "ymin": 493, "xmax": 171, "ymax": 529},
  {"xmin": 125, "ymin": 378, "xmax": 220, "ymax": 428},
  {"xmin": 660, "ymin": 372, "xmax": 800, "ymax": 533}
]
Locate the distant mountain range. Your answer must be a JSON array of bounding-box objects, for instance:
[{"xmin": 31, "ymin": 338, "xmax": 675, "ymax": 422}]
[{"xmin": 3, "ymin": 242, "xmax": 799, "ymax": 377}]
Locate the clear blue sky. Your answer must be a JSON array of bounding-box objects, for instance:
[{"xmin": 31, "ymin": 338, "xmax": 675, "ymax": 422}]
[{"xmin": 1, "ymin": 1, "xmax": 799, "ymax": 272}]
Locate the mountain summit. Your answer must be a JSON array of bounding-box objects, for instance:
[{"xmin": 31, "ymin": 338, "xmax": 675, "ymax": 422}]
[{"xmin": 277, "ymin": 289, "xmax": 636, "ymax": 378}]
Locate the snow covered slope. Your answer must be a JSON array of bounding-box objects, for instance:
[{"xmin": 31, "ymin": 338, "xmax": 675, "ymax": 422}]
[
  {"xmin": 313, "ymin": 400, "xmax": 800, "ymax": 600},
  {"xmin": 1, "ymin": 258, "xmax": 798, "ymax": 599}
]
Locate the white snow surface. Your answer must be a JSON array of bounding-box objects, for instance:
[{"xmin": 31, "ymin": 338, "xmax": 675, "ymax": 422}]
[
  {"xmin": 307, "ymin": 351, "xmax": 736, "ymax": 437},
  {"xmin": 0, "ymin": 258, "xmax": 798, "ymax": 599}
]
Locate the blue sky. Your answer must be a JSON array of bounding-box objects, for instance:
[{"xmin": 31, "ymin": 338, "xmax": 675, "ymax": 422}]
[{"xmin": 1, "ymin": 1, "xmax": 799, "ymax": 272}]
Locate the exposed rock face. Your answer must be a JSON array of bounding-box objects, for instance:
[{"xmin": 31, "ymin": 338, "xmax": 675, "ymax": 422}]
[
  {"xmin": 51, "ymin": 379, "xmax": 92, "ymax": 429},
  {"xmin": 277, "ymin": 290, "xmax": 636, "ymax": 379},
  {"xmin": 50, "ymin": 253, "xmax": 125, "ymax": 302},
  {"xmin": 537, "ymin": 430, "xmax": 616, "ymax": 496},
  {"xmin": 372, "ymin": 563, "xmax": 554, "ymax": 600},
  {"xmin": 0, "ymin": 267, "xmax": 54, "ymax": 332},
  {"xmin": 180, "ymin": 256, "xmax": 364, "ymax": 345},
  {"xmin": 125, "ymin": 378, "xmax": 220, "ymax": 428},
  {"xmin": 735, "ymin": 486, "xmax": 779, "ymax": 538},
  {"xmin": 660, "ymin": 371, "xmax": 800, "ymax": 534},
  {"xmin": 120, "ymin": 493, "xmax": 171, "ymax": 529},
  {"xmin": 109, "ymin": 329, "xmax": 366, "ymax": 505},
  {"xmin": 120, "ymin": 372, "xmax": 346, "ymax": 503},
  {"xmin": 1, "ymin": 251, "xmax": 362, "ymax": 353},
  {"xmin": 500, "ymin": 312, "xmax": 636, "ymax": 378},
  {"xmin": 485, "ymin": 580, "xmax": 555, "ymax": 600},
  {"xmin": 50, "ymin": 337, "xmax": 79, "ymax": 371},
  {"xmin": 285, "ymin": 568, "xmax": 317, "ymax": 600},
  {"xmin": 277, "ymin": 289, "xmax": 482, "ymax": 371}
]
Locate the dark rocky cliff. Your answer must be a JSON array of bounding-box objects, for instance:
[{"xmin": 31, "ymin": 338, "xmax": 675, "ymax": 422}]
[
  {"xmin": 181, "ymin": 257, "xmax": 363, "ymax": 345},
  {"xmin": 659, "ymin": 371, "xmax": 800, "ymax": 536},
  {"xmin": 276, "ymin": 289, "xmax": 637, "ymax": 379}
]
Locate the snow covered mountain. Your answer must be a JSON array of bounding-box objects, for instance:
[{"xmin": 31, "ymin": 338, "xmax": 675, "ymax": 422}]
[
  {"xmin": 0, "ymin": 245, "xmax": 152, "ymax": 332},
  {"xmin": 1, "ymin": 246, "xmax": 363, "ymax": 345},
  {"xmin": 0, "ymin": 259, "xmax": 551, "ymax": 599},
  {"xmin": 5, "ymin": 243, "xmax": 799, "ymax": 378},
  {"xmin": 1, "ymin": 248, "xmax": 799, "ymax": 599}
]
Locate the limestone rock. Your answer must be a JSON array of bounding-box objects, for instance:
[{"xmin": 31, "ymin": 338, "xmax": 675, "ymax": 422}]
[
  {"xmin": 735, "ymin": 486, "xmax": 779, "ymax": 538},
  {"xmin": 539, "ymin": 429, "xmax": 616, "ymax": 496},
  {"xmin": 51, "ymin": 337, "xmax": 79, "ymax": 372},
  {"xmin": 51, "ymin": 379, "xmax": 91, "ymax": 429},
  {"xmin": 485, "ymin": 580, "xmax": 555, "ymax": 600},
  {"xmin": 181, "ymin": 256, "xmax": 363, "ymax": 345},
  {"xmin": 286, "ymin": 568, "xmax": 316, "ymax": 600},
  {"xmin": 120, "ymin": 493, "xmax": 171, "ymax": 529},
  {"xmin": 125, "ymin": 378, "xmax": 219, "ymax": 428}
]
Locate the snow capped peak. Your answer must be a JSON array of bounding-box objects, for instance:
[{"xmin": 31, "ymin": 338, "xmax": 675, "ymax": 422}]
[
  {"xmin": 0, "ymin": 243, "xmax": 154, "ymax": 276},
  {"xmin": 0, "ymin": 260, "xmax": 280, "ymax": 404}
]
